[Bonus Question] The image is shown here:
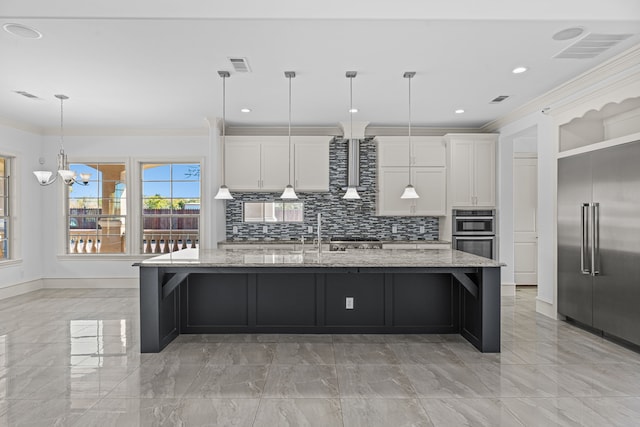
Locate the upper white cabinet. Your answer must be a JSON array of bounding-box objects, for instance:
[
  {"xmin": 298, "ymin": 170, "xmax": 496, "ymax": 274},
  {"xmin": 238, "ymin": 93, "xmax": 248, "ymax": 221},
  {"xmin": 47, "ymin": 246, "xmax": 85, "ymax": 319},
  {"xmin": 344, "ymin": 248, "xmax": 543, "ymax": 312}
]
[
  {"xmin": 377, "ymin": 136, "xmax": 446, "ymax": 167},
  {"xmin": 446, "ymin": 134, "xmax": 497, "ymax": 207},
  {"xmin": 376, "ymin": 137, "xmax": 447, "ymax": 216},
  {"xmin": 293, "ymin": 137, "xmax": 329, "ymax": 191},
  {"xmin": 224, "ymin": 136, "xmax": 329, "ymax": 192}
]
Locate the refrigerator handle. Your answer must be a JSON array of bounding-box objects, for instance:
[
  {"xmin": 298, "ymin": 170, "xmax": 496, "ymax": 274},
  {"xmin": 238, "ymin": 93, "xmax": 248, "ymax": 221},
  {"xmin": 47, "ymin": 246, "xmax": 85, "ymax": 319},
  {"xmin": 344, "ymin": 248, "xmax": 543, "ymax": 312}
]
[
  {"xmin": 591, "ymin": 202, "xmax": 600, "ymax": 276},
  {"xmin": 581, "ymin": 203, "xmax": 590, "ymax": 275}
]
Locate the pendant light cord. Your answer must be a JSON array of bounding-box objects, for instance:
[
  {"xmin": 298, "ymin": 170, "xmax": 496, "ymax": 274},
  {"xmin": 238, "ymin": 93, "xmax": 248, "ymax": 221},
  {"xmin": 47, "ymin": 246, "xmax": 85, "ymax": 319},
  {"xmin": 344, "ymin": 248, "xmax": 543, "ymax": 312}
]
[
  {"xmin": 59, "ymin": 96, "xmax": 65, "ymax": 153},
  {"xmin": 407, "ymin": 74, "xmax": 412, "ymax": 184},
  {"xmin": 288, "ymin": 74, "xmax": 292, "ymax": 186},
  {"xmin": 350, "ymin": 76, "xmax": 353, "ymax": 143},
  {"xmin": 221, "ymin": 73, "xmax": 226, "ymax": 184}
]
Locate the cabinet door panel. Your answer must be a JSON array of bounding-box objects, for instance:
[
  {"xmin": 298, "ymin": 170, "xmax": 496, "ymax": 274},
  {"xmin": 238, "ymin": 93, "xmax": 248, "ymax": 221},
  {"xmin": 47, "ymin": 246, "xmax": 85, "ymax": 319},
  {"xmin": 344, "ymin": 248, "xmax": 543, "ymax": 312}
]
[
  {"xmin": 449, "ymin": 140, "xmax": 474, "ymax": 206},
  {"xmin": 295, "ymin": 141, "xmax": 329, "ymax": 191},
  {"xmin": 474, "ymin": 140, "xmax": 496, "ymax": 206},
  {"xmin": 225, "ymin": 141, "xmax": 261, "ymax": 190},
  {"xmin": 261, "ymin": 142, "xmax": 290, "ymax": 191},
  {"xmin": 377, "ymin": 167, "xmax": 413, "ymax": 215},
  {"xmin": 413, "ymin": 168, "xmax": 446, "ymax": 216},
  {"xmin": 412, "ymin": 137, "xmax": 446, "ymax": 167},
  {"xmin": 377, "ymin": 137, "xmax": 410, "ymax": 167}
]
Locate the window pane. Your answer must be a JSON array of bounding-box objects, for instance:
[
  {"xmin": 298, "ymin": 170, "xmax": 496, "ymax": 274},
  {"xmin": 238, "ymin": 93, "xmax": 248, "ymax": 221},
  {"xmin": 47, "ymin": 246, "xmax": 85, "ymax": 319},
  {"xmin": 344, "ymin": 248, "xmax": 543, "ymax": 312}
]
[
  {"xmin": 172, "ymin": 163, "xmax": 200, "ymax": 181},
  {"xmin": 265, "ymin": 202, "xmax": 283, "ymax": 222},
  {"xmin": 143, "ymin": 182, "xmax": 171, "ymax": 199},
  {"xmin": 0, "ymin": 218, "xmax": 7, "ymax": 260},
  {"xmin": 143, "ymin": 164, "xmax": 170, "ymax": 181},
  {"xmin": 284, "ymin": 202, "xmax": 304, "ymax": 222},
  {"xmin": 244, "ymin": 202, "xmax": 264, "ymax": 222},
  {"xmin": 172, "ymin": 181, "xmax": 200, "ymax": 200}
]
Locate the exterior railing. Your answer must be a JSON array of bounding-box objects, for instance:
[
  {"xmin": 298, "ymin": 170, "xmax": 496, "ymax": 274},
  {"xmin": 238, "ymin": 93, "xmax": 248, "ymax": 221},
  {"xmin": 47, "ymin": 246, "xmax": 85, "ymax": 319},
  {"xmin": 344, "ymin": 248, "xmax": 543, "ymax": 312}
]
[{"xmin": 142, "ymin": 230, "xmax": 199, "ymax": 254}]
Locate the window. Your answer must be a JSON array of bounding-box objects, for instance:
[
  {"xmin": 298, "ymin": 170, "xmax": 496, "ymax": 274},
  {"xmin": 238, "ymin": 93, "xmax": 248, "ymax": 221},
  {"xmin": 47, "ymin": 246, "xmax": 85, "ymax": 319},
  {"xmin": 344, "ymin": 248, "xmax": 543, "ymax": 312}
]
[
  {"xmin": 0, "ymin": 156, "xmax": 10, "ymax": 260},
  {"xmin": 67, "ymin": 163, "xmax": 126, "ymax": 254},
  {"xmin": 243, "ymin": 201, "xmax": 304, "ymax": 222},
  {"xmin": 141, "ymin": 163, "xmax": 200, "ymax": 254}
]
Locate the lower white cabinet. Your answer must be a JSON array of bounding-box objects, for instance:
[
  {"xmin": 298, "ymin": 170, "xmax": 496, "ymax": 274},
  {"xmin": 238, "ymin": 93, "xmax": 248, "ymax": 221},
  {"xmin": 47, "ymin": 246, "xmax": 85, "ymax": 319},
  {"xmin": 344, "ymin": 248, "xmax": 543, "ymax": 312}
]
[{"xmin": 377, "ymin": 167, "xmax": 446, "ymax": 216}]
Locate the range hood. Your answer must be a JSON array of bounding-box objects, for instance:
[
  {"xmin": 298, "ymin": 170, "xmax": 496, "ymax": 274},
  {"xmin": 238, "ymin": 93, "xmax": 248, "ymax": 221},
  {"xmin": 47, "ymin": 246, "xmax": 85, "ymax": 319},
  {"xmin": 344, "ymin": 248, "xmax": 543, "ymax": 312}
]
[{"xmin": 343, "ymin": 138, "xmax": 365, "ymax": 191}]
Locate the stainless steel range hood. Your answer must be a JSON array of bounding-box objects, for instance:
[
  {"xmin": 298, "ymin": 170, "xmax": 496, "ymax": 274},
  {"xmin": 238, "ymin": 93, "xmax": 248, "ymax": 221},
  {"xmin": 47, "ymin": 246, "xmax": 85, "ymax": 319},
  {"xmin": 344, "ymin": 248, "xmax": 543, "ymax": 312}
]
[{"xmin": 345, "ymin": 138, "xmax": 363, "ymax": 190}]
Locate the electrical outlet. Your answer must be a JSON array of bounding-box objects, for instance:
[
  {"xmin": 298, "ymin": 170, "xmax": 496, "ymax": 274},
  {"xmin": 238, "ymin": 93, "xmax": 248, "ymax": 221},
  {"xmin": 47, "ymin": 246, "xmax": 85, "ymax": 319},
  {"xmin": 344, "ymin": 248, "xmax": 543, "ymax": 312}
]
[
  {"xmin": 232, "ymin": 226, "xmax": 238, "ymax": 234},
  {"xmin": 345, "ymin": 297, "xmax": 354, "ymax": 310},
  {"xmin": 307, "ymin": 226, "xmax": 313, "ymax": 233},
  {"xmin": 419, "ymin": 225, "xmax": 425, "ymax": 234},
  {"xmin": 392, "ymin": 225, "xmax": 398, "ymax": 234},
  {"xmin": 263, "ymin": 226, "xmax": 268, "ymax": 233}
]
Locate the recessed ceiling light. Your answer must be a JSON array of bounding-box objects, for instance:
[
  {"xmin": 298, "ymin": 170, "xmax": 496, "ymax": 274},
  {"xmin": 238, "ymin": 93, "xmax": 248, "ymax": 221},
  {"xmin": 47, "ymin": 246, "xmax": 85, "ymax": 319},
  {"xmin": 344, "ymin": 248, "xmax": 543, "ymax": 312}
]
[
  {"xmin": 552, "ymin": 27, "xmax": 585, "ymax": 41},
  {"xmin": 455, "ymin": 109, "xmax": 465, "ymax": 114},
  {"xmin": 349, "ymin": 108, "xmax": 358, "ymax": 113},
  {"xmin": 240, "ymin": 108, "xmax": 251, "ymax": 113},
  {"xmin": 512, "ymin": 66, "xmax": 528, "ymax": 74},
  {"xmin": 3, "ymin": 23, "xmax": 42, "ymax": 39}
]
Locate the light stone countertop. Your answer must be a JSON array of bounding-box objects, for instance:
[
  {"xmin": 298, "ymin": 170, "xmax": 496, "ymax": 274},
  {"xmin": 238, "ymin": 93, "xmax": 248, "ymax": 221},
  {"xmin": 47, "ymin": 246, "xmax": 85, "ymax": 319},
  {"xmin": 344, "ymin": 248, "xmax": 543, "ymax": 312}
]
[{"xmin": 138, "ymin": 248, "xmax": 503, "ymax": 268}]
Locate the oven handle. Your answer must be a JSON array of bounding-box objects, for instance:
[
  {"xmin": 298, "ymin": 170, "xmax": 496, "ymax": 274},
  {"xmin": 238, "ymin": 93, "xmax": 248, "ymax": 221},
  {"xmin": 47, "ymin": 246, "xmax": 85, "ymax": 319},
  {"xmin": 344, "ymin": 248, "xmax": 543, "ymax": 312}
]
[
  {"xmin": 453, "ymin": 236, "xmax": 495, "ymax": 240},
  {"xmin": 454, "ymin": 216, "xmax": 495, "ymax": 220}
]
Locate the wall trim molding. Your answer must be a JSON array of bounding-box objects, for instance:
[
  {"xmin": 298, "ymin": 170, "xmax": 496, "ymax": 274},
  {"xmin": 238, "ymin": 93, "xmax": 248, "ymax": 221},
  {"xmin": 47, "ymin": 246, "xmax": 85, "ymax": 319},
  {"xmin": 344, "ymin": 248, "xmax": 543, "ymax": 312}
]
[
  {"xmin": 536, "ymin": 296, "xmax": 557, "ymax": 320},
  {"xmin": 0, "ymin": 279, "xmax": 43, "ymax": 300},
  {"xmin": 43, "ymin": 277, "xmax": 139, "ymax": 289},
  {"xmin": 501, "ymin": 282, "xmax": 516, "ymax": 297}
]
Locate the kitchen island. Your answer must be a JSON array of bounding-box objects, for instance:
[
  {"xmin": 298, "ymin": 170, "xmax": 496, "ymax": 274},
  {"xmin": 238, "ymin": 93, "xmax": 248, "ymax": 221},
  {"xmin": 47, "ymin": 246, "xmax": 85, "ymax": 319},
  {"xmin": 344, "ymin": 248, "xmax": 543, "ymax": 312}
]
[{"xmin": 137, "ymin": 248, "xmax": 503, "ymax": 353}]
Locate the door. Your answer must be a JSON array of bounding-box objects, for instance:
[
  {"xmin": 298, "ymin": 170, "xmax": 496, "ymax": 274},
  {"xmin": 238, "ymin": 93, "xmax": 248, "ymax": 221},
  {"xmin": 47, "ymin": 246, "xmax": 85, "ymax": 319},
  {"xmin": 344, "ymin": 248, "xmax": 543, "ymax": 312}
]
[
  {"xmin": 413, "ymin": 168, "xmax": 446, "ymax": 216},
  {"xmin": 557, "ymin": 153, "xmax": 593, "ymax": 326},
  {"xmin": 592, "ymin": 141, "xmax": 640, "ymax": 345},
  {"xmin": 450, "ymin": 139, "xmax": 474, "ymax": 206},
  {"xmin": 225, "ymin": 140, "xmax": 261, "ymax": 190},
  {"xmin": 377, "ymin": 167, "xmax": 413, "ymax": 215},
  {"xmin": 260, "ymin": 141, "xmax": 290, "ymax": 191},
  {"xmin": 513, "ymin": 155, "xmax": 538, "ymax": 285},
  {"xmin": 294, "ymin": 141, "xmax": 329, "ymax": 191}
]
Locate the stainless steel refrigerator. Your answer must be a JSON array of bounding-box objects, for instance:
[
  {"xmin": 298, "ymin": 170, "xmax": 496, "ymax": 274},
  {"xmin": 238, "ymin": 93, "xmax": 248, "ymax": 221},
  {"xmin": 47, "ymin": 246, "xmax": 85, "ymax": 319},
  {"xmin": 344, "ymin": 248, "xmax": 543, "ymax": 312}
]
[{"xmin": 558, "ymin": 140, "xmax": 640, "ymax": 347}]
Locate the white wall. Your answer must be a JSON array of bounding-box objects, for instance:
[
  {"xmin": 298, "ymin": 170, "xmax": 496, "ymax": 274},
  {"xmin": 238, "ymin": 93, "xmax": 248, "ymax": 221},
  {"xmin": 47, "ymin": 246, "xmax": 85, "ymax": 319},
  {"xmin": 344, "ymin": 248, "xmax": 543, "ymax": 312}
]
[{"xmin": 0, "ymin": 124, "xmax": 46, "ymax": 296}]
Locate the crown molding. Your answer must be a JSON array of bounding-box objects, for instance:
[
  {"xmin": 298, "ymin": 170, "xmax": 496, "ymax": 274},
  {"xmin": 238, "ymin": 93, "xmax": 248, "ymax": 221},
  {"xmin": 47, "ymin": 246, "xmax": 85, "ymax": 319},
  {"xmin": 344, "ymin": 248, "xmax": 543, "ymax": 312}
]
[
  {"xmin": 482, "ymin": 43, "xmax": 640, "ymax": 133},
  {"xmin": 40, "ymin": 127, "xmax": 209, "ymax": 137},
  {"xmin": 366, "ymin": 126, "xmax": 484, "ymax": 137}
]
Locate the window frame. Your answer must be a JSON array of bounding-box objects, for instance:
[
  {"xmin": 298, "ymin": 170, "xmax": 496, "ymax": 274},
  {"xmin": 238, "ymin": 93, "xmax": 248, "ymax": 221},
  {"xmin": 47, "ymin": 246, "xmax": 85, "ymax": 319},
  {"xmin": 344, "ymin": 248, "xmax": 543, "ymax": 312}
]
[
  {"xmin": 0, "ymin": 155, "xmax": 11, "ymax": 262},
  {"xmin": 140, "ymin": 161, "xmax": 202, "ymax": 255},
  {"xmin": 64, "ymin": 161, "xmax": 128, "ymax": 256}
]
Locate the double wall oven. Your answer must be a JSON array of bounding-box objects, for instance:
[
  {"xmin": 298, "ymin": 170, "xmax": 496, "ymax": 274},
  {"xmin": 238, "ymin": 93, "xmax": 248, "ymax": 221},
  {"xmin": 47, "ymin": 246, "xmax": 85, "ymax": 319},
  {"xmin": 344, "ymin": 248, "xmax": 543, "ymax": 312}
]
[{"xmin": 452, "ymin": 209, "xmax": 497, "ymax": 260}]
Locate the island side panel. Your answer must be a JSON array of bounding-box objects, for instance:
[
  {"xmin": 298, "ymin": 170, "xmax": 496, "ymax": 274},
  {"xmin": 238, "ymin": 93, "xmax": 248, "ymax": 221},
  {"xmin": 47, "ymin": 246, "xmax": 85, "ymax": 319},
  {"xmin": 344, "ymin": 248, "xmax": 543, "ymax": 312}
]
[
  {"xmin": 140, "ymin": 267, "xmax": 180, "ymax": 353},
  {"xmin": 460, "ymin": 267, "xmax": 501, "ymax": 352}
]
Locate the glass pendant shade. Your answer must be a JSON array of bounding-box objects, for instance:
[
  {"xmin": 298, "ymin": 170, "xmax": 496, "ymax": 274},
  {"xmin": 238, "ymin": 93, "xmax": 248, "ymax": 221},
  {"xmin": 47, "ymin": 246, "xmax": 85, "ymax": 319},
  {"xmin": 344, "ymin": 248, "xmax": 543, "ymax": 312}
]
[
  {"xmin": 214, "ymin": 185, "xmax": 233, "ymax": 200},
  {"xmin": 401, "ymin": 184, "xmax": 420, "ymax": 199},
  {"xmin": 343, "ymin": 186, "xmax": 361, "ymax": 199},
  {"xmin": 280, "ymin": 184, "xmax": 298, "ymax": 200},
  {"xmin": 58, "ymin": 169, "xmax": 76, "ymax": 185},
  {"xmin": 33, "ymin": 170, "xmax": 54, "ymax": 185}
]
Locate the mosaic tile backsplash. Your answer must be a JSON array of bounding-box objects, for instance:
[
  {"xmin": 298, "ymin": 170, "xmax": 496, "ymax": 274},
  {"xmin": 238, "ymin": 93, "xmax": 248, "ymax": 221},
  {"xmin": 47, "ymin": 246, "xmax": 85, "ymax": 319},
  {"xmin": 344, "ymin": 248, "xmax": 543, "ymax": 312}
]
[{"xmin": 225, "ymin": 138, "xmax": 439, "ymax": 241}]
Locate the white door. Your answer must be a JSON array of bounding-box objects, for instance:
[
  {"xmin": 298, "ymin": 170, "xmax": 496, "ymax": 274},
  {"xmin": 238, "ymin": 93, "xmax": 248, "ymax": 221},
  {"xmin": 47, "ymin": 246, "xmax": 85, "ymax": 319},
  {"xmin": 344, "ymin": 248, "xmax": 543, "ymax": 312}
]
[
  {"xmin": 260, "ymin": 141, "xmax": 290, "ymax": 191},
  {"xmin": 513, "ymin": 155, "xmax": 538, "ymax": 285},
  {"xmin": 225, "ymin": 140, "xmax": 261, "ymax": 190}
]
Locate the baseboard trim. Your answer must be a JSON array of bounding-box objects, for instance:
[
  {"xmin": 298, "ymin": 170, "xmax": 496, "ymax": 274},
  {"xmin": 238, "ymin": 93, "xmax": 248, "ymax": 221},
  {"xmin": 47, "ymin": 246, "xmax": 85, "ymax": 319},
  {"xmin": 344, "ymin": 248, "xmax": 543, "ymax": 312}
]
[
  {"xmin": 43, "ymin": 277, "xmax": 139, "ymax": 289},
  {"xmin": 536, "ymin": 296, "xmax": 557, "ymax": 320},
  {"xmin": 501, "ymin": 282, "xmax": 516, "ymax": 297},
  {"xmin": 0, "ymin": 279, "xmax": 44, "ymax": 300}
]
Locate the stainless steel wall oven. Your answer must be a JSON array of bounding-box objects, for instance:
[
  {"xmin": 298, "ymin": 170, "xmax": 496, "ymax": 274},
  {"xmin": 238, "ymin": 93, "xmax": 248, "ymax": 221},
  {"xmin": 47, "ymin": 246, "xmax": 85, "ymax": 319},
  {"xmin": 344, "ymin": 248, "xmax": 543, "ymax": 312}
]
[{"xmin": 452, "ymin": 209, "xmax": 497, "ymax": 260}]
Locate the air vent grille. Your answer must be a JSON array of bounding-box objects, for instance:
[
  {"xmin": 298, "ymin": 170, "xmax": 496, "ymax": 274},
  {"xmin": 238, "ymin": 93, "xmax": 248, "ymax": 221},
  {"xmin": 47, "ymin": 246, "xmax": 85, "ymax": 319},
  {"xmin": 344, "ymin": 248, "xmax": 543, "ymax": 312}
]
[
  {"xmin": 228, "ymin": 57, "xmax": 251, "ymax": 72},
  {"xmin": 14, "ymin": 90, "xmax": 39, "ymax": 99},
  {"xmin": 554, "ymin": 33, "xmax": 632, "ymax": 59},
  {"xmin": 490, "ymin": 95, "xmax": 509, "ymax": 104}
]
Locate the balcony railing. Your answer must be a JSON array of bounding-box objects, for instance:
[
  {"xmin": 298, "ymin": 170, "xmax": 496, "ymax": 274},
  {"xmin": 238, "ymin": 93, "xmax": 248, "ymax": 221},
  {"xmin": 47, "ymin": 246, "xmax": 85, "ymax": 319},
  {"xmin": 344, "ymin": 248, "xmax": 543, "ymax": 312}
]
[{"xmin": 142, "ymin": 230, "xmax": 199, "ymax": 254}]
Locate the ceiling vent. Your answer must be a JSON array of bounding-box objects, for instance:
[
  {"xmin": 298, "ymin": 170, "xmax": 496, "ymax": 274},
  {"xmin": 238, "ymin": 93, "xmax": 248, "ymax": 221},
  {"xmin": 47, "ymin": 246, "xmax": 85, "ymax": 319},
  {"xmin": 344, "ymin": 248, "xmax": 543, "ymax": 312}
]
[
  {"xmin": 228, "ymin": 57, "xmax": 251, "ymax": 72},
  {"xmin": 14, "ymin": 90, "xmax": 40, "ymax": 99},
  {"xmin": 490, "ymin": 95, "xmax": 509, "ymax": 104},
  {"xmin": 554, "ymin": 33, "xmax": 633, "ymax": 59}
]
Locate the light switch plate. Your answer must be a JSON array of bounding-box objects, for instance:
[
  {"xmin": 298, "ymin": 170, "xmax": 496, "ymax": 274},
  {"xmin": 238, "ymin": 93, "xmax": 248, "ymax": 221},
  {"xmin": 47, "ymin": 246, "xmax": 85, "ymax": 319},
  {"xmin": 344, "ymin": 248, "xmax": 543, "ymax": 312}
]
[
  {"xmin": 392, "ymin": 225, "xmax": 398, "ymax": 234},
  {"xmin": 419, "ymin": 225, "xmax": 425, "ymax": 233},
  {"xmin": 233, "ymin": 226, "xmax": 238, "ymax": 234},
  {"xmin": 345, "ymin": 297, "xmax": 354, "ymax": 310},
  {"xmin": 263, "ymin": 226, "xmax": 268, "ymax": 233},
  {"xmin": 307, "ymin": 226, "xmax": 313, "ymax": 233}
]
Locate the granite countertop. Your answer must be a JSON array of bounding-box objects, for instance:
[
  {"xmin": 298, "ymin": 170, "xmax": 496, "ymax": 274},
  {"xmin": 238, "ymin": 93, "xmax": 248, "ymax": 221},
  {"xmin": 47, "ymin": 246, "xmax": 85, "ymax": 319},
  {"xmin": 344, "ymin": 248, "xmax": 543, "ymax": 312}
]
[
  {"xmin": 138, "ymin": 248, "xmax": 503, "ymax": 268},
  {"xmin": 219, "ymin": 239, "xmax": 450, "ymax": 245}
]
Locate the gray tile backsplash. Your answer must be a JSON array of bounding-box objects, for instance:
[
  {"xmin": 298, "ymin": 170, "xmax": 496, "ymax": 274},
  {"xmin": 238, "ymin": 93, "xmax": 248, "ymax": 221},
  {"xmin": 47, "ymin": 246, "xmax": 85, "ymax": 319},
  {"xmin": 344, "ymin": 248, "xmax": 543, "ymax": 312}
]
[{"xmin": 225, "ymin": 138, "xmax": 439, "ymax": 241}]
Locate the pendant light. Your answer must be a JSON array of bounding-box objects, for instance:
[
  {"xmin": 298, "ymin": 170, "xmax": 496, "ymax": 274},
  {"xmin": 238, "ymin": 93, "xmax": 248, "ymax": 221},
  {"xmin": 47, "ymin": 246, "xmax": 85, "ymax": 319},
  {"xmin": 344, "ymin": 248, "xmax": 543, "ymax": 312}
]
[
  {"xmin": 343, "ymin": 71, "xmax": 361, "ymax": 200},
  {"xmin": 401, "ymin": 72, "xmax": 419, "ymax": 199},
  {"xmin": 280, "ymin": 71, "xmax": 298, "ymax": 200},
  {"xmin": 33, "ymin": 94, "xmax": 90, "ymax": 186},
  {"xmin": 214, "ymin": 71, "xmax": 234, "ymax": 200}
]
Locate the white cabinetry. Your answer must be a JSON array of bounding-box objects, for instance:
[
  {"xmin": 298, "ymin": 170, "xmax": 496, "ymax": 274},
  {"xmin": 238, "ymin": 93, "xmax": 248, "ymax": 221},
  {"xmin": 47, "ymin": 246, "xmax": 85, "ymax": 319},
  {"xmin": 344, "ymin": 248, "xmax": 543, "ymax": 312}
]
[
  {"xmin": 224, "ymin": 136, "xmax": 329, "ymax": 192},
  {"xmin": 376, "ymin": 137, "xmax": 446, "ymax": 216},
  {"xmin": 447, "ymin": 134, "xmax": 497, "ymax": 207},
  {"xmin": 293, "ymin": 137, "xmax": 329, "ymax": 191}
]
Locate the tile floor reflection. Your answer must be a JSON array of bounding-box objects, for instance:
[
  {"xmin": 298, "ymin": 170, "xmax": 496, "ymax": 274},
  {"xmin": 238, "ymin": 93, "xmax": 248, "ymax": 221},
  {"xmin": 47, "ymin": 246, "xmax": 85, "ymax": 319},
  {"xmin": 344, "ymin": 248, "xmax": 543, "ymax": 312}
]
[{"xmin": 0, "ymin": 288, "xmax": 639, "ymax": 426}]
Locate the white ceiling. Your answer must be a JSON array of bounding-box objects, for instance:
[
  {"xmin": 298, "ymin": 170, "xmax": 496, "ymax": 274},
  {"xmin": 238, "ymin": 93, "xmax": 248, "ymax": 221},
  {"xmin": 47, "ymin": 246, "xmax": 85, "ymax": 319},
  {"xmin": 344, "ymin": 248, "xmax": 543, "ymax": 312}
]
[{"xmin": 1, "ymin": 0, "xmax": 639, "ymax": 132}]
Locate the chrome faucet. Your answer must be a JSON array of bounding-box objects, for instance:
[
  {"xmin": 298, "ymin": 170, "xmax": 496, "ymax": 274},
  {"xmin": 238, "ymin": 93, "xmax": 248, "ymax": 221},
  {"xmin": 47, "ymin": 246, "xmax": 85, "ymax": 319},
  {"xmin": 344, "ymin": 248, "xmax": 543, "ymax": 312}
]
[{"xmin": 317, "ymin": 212, "xmax": 322, "ymax": 253}]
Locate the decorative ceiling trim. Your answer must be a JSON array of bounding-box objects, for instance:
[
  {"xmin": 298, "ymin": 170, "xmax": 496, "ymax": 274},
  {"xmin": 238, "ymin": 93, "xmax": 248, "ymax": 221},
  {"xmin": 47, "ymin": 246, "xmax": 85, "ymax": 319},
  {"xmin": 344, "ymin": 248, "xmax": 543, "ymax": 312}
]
[{"xmin": 482, "ymin": 43, "xmax": 640, "ymax": 133}]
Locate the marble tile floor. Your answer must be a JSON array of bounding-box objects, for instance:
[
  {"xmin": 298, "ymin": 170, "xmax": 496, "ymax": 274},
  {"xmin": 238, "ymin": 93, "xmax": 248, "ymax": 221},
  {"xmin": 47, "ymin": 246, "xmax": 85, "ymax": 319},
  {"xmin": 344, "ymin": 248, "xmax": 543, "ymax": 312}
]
[{"xmin": 0, "ymin": 288, "xmax": 639, "ymax": 426}]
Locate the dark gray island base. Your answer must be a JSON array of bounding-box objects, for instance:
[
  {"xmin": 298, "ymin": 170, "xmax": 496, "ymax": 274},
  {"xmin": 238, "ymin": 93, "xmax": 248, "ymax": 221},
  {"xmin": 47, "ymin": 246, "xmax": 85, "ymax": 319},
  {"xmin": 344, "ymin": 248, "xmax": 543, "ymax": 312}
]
[{"xmin": 137, "ymin": 249, "xmax": 503, "ymax": 353}]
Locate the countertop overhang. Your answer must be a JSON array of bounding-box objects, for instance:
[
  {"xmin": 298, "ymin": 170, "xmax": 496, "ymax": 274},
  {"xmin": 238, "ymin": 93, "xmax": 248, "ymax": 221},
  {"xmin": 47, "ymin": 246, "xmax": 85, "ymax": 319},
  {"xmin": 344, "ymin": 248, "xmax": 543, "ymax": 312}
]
[{"xmin": 137, "ymin": 248, "xmax": 504, "ymax": 268}]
